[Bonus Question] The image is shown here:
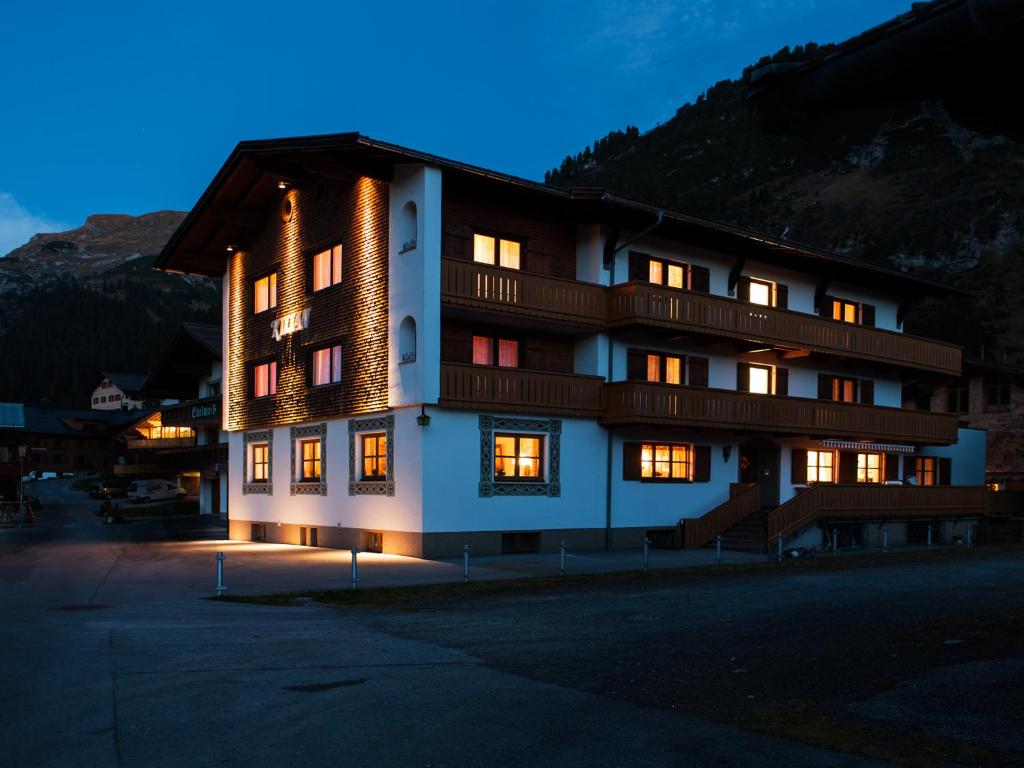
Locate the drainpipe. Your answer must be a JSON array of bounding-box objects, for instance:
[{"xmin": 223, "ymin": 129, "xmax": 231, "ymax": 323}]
[{"xmin": 603, "ymin": 210, "xmax": 665, "ymax": 549}]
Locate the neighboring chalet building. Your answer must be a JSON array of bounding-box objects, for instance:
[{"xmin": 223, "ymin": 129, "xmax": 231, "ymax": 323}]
[
  {"xmin": 155, "ymin": 132, "xmax": 987, "ymax": 557},
  {"xmin": 91, "ymin": 372, "xmax": 147, "ymax": 411},
  {"xmin": 117, "ymin": 323, "xmax": 227, "ymax": 516}
]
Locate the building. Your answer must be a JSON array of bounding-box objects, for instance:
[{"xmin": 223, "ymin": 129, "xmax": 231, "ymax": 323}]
[
  {"xmin": 91, "ymin": 372, "xmax": 148, "ymax": 411},
  {"xmin": 156, "ymin": 132, "xmax": 987, "ymax": 557}
]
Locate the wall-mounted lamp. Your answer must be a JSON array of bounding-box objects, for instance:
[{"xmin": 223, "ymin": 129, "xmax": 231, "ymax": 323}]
[
  {"xmin": 225, "ymin": 245, "xmax": 236, "ymax": 253},
  {"xmin": 277, "ymin": 180, "xmax": 290, "ymax": 190},
  {"xmin": 416, "ymin": 404, "xmax": 431, "ymax": 427},
  {"xmin": 722, "ymin": 445, "xmax": 733, "ymax": 463}
]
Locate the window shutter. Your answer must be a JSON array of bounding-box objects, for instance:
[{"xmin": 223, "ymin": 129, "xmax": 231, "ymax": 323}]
[
  {"xmin": 693, "ymin": 445, "xmax": 711, "ymax": 482},
  {"xmin": 623, "ymin": 443, "xmax": 643, "ymax": 481},
  {"xmin": 775, "ymin": 367, "xmax": 789, "ymax": 396},
  {"xmin": 737, "ymin": 362, "xmax": 750, "ymax": 392},
  {"xmin": 818, "ymin": 374, "xmax": 832, "ymax": 400},
  {"xmin": 791, "ymin": 449, "xmax": 808, "ymax": 484},
  {"xmin": 819, "ymin": 295, "xmax": 835, "ymax": 317},
  {"xmin": 861, "ymin": 304, "xmax": 876, "ymax": 327},
  {"xmin": 884, "ymin": 453, "xmax": 900, "ymax": 482},
  {"xmin": 628, "ymin": 252, "xmax": 650, "ymax": 282},
  {"xmin": 937, "ymin": 457, "xmax": 952, "ymax": 486},
  {"xmin": 627, "ymin": 349, "xmax": 645, "ymax": 381},
  {"xmin": 775, "ymin": 283, "xmax": 789, "ymax": 309},
  {"xmin": 860, "ymin": 379, "xmax": 875, "ymax": 405},
  {"xmin": 737, "ymin": 276, "xmax": 752, "ymax": 302},
  {"xmin": 689, "ymin": 265, "xmax": 711, "ymax": 293},
  {"xmin": 688, "ymin": 356, "xmax": 709, "ymax": 387},
  {"xmin": 838, "ymin": 452, "xmax": 858, "ymax": 484}
]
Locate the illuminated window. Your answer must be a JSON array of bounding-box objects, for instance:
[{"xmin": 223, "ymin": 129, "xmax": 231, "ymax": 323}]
[
  {"xmin": 640, "ymin": 442, "xmax": 691, "ymax": 481},
  {"xmin": 299, "ymin": 439, "xmax": 321, "ymax": 482},
  {"xmin": 494, "ymin": 433, "xmax": 544, "ymax": 481},
  {"xmin": 640, "ymin": 256, "xmax": 688, "ymax": 288},
  {"xmin": 833, "ymin": 377, "xmax": 857, "ymax": 403},
  {"xmin": 749, "ymin": 365, "xmax": 772, "ymax": 395},
  {"xmin": 312, "ymin": 244, "xmax": 343, "ymax": 291},
  {"xmin": 254, "ymin": 273, "xmax": 277, "ymax": 314},
  {"xmin": 362, "ymin": 433, "xmax": 387, "ymax": 480},
  {"xmin": 857, "ymin": 453, "xmax": 881, "ymax": 483},
  {"xmin": 642, "ymin": 352, "xmax": 683, "ymax": 384},
  {"xmin": 748, "ymin": 279, "xmax": 774, "ymax": 307},
  {"xmin": 472, "ymin": 335, "xmax": 518, "ymax": 367},
  {"xmin": 665, "ymin": 356, "xmax": 682, "ymax": 385},
  {"xmin": 312, "ymin": 344, "xmax": 342, "ymax": 386},
  {"xmin": 914, "ymin": 457, "xmax": 936, "ymax": 486},
  {"xmin": 833, "ymin": 299, "xmax": 859, "ymax": 324},
  {"xmin": 473, "ymin": 233, "xmax": 521, "ymax": 270},
  {"xmin": 253, "ymin": 361, "xmax": 277, "ymax": 398},
  {"xmin": 666, "ymin": 263, "xmax": 685, "ymax": 289},
  {"xmin": 648, "ymin": 260, "xmax": 663, "ymax": 285},
  {"xmin": 806, "ymin": 450, "xmax": 834, "ymax": 483},
  {"xmin": 250, "ymin": 443, "xmax": 269, "ymax": 483}
]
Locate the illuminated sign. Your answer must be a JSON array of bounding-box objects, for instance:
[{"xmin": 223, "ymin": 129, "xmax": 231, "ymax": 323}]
[
  {"xmin": 191, "ymin": 402, "xmax": 218, "ymax": 419},
  {"xmin": 271, "ymin": 309, "xmax": 311, "ymax": 341}
]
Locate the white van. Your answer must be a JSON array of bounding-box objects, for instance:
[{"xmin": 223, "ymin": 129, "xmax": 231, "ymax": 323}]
[{"xmin": 127, "ymin": 479, "xmax": 186, "ymax": 503}]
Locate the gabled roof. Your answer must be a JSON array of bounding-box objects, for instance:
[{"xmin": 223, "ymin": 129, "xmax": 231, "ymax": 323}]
[
  {"xmin": 0, "ymin": 403, "xmax": 25, "ymax": 430},
  {"xmin": 964, "ymin": 356, "xmax": 1024, "ymax": 381},
  {"xmin": 100, "ymin": 372, "xmax": 148, "ymax": 394},
  {"xmin": 21, "ymin": 404, "xmax": 142, "ymax": 437},
  {"xmin": 156, "ymin": 132, "xmax": 965, "ymax": 299},
  {"xmin": 141, "ymin": 323, "xmax": 222, "ymax": 399}
]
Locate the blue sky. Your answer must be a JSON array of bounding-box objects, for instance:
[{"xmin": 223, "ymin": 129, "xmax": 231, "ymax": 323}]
[{"xmin": 0, "ymin": 0, "xmax": 911, "ymax": 255}]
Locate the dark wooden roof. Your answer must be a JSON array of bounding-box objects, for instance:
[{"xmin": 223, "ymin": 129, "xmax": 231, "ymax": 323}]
[{"xmin": 141, "ymin": 323, "xmax": 222, "ymax": 399}]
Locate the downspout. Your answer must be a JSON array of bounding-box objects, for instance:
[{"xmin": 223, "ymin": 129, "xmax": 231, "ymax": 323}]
[{"xmin": 603, "ymin": 210, "xmax": 665, "ymax": 549}]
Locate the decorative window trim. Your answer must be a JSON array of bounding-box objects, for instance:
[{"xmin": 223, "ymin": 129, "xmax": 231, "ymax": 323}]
[
  {"xmin": 349, "ymin": 415, "xmax": 394, "ymax": 496},
  {"xmin": 290, "ymin": 423, "xmax": 327, "ymax": 496},
  {"xmin": 479, "ymin": 415, "xmax": 560, "ymax": 497},
  {"xmin": 243, "ymin": 429, "xmax": 273, "ymax": 495}
]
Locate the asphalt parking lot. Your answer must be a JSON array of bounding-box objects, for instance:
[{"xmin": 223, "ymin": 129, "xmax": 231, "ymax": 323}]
[{"xmin": 2, "ymin": 479, "xmax": 1022, "ymax": 767}]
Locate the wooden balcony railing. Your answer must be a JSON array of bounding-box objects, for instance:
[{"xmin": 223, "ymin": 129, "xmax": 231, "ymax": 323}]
[
  {"xmin": 683, "ymin": 482, "xmax": 760, "ymax": 549},
  {"xmin": 765, "ymin": 484, "xmax": 989, "ymax": 542},
  {"xmin": 125, "ymin": 437, "xmax": 197, "ymax": 451},
  {"xmin": 602, "ymin": 382, "xmax": 959, "ymax": 444},
  {"xmin": 440, "ymin": 363, "xmax": 605, "ymax": 417},
  {"xmin": 442, "ymin": 258, "xmax": 606, "ymax": 328},
  {"xmin": 607, "ymin": 282, "xmax": 961, "ymax": 375}
]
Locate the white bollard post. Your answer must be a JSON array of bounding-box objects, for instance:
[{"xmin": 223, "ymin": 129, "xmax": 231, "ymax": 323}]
[
  {"xmin": 927, "ymin": 525, "xmax": 933, "ymax": 548},
  {"xmin": 215, "ymin": 551, "xmax": 226, "ymax": 596},
  {"xmin": 832, "ymin": 529, "xmax": 839, "ymax": 554},
  {"xmin": 967, "ymin": 525, "xmax": 974, "ymax": 548},
  {"xmin": 882, "ymin": 527, "xmax": 888, "ymax": 552},
  {"xmin": 642, "ymin": 537, "xmax": 651, "ymax": 573},
  {"xmin": 350, "ymin": 548, "xmax": 359, "ymax": 589},
  {"xmin": 777, "ymin": 534, "xmax": 783, "ymax": 562},
  {"xmin": 560, "ymin": 541, "xmax": 567, "ymax": 576},
  {"xmin": 463, "ymin": 544, "xmax": 470, "ymax": 583},
  {"xmin": 715, "ymin": 534, "xmax": 722, "ymax": 564}
]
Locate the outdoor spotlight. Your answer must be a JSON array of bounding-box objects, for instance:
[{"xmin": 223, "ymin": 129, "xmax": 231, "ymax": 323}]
[
  {"xmin": 225, "ymin": 245, "xmax": 236, "ymax": 253},
  {"xmin": 277, "ymin": 180, "xmax": 289, "ymax": 190}
]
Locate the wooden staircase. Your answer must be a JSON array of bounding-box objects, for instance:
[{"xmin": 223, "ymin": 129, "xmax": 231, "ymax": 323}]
[
  {"xmin": 717, "ymin": 512, "xmax": 768, "ymax": 553},
  {"xmin": 681, "ymin": 483, "xmax": 761, "ymax": 549}
]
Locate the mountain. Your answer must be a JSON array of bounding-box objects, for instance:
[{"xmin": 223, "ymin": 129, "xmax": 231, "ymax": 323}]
[
  {"xmin": 546, "ymin": 66, "xmax": 1024, "ymax": 363},
  {"xmin": 0, "ymin": 211, "xmax": 221, "ymax": 407}
]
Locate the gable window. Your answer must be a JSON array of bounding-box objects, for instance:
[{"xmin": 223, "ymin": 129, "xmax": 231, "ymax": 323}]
[
  {"xmin": 312, "ymin": 344, "xmax": 342, "ymax": 386},
  {"xmin": 253, "ymin": 361, "xmax": 277, "ymax": 398},
  {"xmin": 299, "ymin": 439, "xmax": 321, "ymax": 482},
  {"xmin": 947, "ymin": 381, "xmax": 969, "ymax": 413},
  {"xmin": 494, "ymin": 433, "xmax": 544, "ymax": 481},
  {"xmin": 641, "ymin": 443, "xmax": 691, "ymax": 481},
  {"xmin": 825, "ymin": 296, "xmax": 875, "ymax": 327},
  {"xmin": 914, "ymin": 456, "xmax": 936, "ymax": 486},
  {"xmin": 857, "ymin": 453, "xmax": 882, "ymax": 484},
  {"xmin": 362, "ymin": 433, "xmax": 387, "ymax": 480},
  {"xmin": 806, "ymin": 450, "xmax": 835, "ymax": 483},
  {"xmin": 473, "ymin": 233, "xmax": 521, "ymax": 270},
  {"xmin": 472, "ymin": 335, "xmax": 519, "ymax": 367},
  {"xmin": 254, "ymin": 272, "xmax": 277, "ymax": 313},
  {"xmin": 312, "ymin": 244, "xmax": 343, "ymax": 291},
  {"xmin": 250, "ymin": 443, "xmax": 269, "ymax": 483}
]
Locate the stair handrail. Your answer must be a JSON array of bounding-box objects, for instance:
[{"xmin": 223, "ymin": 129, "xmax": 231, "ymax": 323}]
[
  {"xmin": 682, "ymin": 482, "xmax": 760, "ymax": 548},
  {"xmin": 764, "ymin": 484, "xmax": 825, "ymax": 543}
]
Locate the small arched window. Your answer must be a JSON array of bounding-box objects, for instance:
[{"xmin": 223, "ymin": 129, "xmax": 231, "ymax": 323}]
[
  {"xmin": 399, "ymin": 201, "xmax": 417, "ymax": 253},
  {"xmin": 399, "ymin": 316, "xmax": 417, "ymax": 363}
]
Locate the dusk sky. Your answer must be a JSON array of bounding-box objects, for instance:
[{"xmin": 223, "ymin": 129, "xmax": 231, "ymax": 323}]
[{"xmin": 0, "ymin": 0, "xmax": 911, "ymax": 256}]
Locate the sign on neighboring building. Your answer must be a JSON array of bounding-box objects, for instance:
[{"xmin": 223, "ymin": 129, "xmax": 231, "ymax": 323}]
[{"xmin": 271, "ymin": 309, "xmax": 311, "ymax": 341}]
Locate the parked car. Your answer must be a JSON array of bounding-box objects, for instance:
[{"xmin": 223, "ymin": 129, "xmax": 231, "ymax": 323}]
[
  {"xmin": 127, "ymin": 479, "xmax": 186, "ymax": 504},
  {"xmin": 90, "ymin": 478, "xmax": 129, "ymax": 500}
]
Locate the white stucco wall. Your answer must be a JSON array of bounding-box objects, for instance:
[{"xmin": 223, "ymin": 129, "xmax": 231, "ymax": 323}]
[{"xmin": 918, "ymin": 427, "xmax": 987, "ymax": 485}]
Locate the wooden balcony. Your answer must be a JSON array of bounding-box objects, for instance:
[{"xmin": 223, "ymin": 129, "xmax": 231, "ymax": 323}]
[
  {"xmin": 439, "ymin": 363, "xmax": 605, "ymax": 417},
  {"xmin": 125, "ymin": 437, "xmax": 197, "ymax": 451},
  {"xmin": 601, "ymin": 382, "xmax": 959, "ymax": 444},
  {"xmin": 441, "ymin": 258, "xmax": 605, "ymax": 329},
  {"xmin": 607, "ymin": 282, "xmax": 961, "ymax": 376}
]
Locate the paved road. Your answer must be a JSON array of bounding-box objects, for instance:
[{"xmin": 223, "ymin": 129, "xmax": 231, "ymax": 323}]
[{"xmin": 2, "ymin": 480, "xmax": 1021, "ymax": 767}]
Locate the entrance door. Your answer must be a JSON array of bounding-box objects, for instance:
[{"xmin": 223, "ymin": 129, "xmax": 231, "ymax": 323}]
[{"xmin": 739, "ymin": 440, "xmax": 781, "ymax": 508}]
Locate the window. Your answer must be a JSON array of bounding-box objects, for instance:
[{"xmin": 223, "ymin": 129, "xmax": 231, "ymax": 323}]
[
  {"xmin": 749, "ymin": 364, "xmax": 772, "ymax": 395},
  {"xmin": 494, "ymin": 434, "xmax": 544, "ymax": 481},
  {"xmin": 833, "ymin": 299, "xmax": 859, "ymax": 324},
  {"xmin": 806, "ymin": 450, "xmax": 835, "ymax": 483},
  {"xmin": 947, "ymin": 382, "xmax": 969, "ymax": 413},
  {"xmin": 642, "ymin": 352, "xmax": 683, "ymax": 384},
  {"xmin": 312, "ymin": 344, "xmax": 342, "ymax": 386},
  {"xmin": 641, "ymin": 443, "xmax": 692, "ymax": 481},
  {"xmin": 473, "ymin": 233, "xmax": 521, "ymax": 270},
  {"xmin": 985, "ymin": 380, "xmax": 1011, "ymax": 412},
  {"xmin": 472, "ymin": 335, "xmax": 519, "ymax": 367},
  {"xmin": 253, "ymin": 361, "xmax": 277, "ymax": 398},
  {"xmin": 857, "ymin": 453, "xmax": 882, "ymax": 484},
  {"xmin": 748, "ymin": 278, "xmax": 774, "ymax": 307},
  {"xmin": 250, "ymin": 443, "xmax": 269, "ymax": 483},
  {"xmin": 254, "ymin": 273, "xmax": 277, "ymax": 313},
  {"xmin": 362, "ymin": 433, "xmax": 387, "ymax": 480},
  {"xmin": 312, "ymin": 244, "xmax": 343, "ymax": 291},
  {"xmin": 647, "ymin": 259, "xmax": 687, "ymax": 288},
  {"xmin": 299, "ymin": 439, "xmax": 321, "ymax": 481},
  {"xmin": 915, "ymin": 456, "xmax": 936, "ymax": 486}
]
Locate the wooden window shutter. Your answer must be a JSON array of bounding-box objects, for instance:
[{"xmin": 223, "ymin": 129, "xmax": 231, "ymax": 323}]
[
  {"xmin": 775, "ymin": 367, "xmax": 789, "ymax": 396},
  {"xmin": 737, "ymin": 362, "xmax": 750, "ymax": 392},
  {"xmin": 937, "ymin": 457, "xmax": 952, "ymax": 486},
  {"xmin": 737, "ymin": 276, "xmax": 752, "ymax": 302},
  {"xmin": 623, "ymin": 443, "xmax": 643, "ymax": 481},
  {"xmin": 838, "ymin": 452, "xmax": 858, "ymax": 484},
  {"xmin": 861, "ymin": 303, "xmax": 876, "ymax": 327},
  {"xmin": 791, "ymin": 449, "xmax": 808, "ymax": 484},
  {"xmin": 627, "ymin": 349, "xmax": 645, "ymax": 381},
  {"xmin": 859, "ymin": 379, "xmax": 875, "ymax": 405},
  {"xmin": 884, "ymin": 453, "xmax": 900, "ymax": 482},
  {"xmin": 689, "ymin": 265, "xmax": 711, "ymax": 293},
  {"xmin": 628, "ymin": 252, "xmax": 651, "ymax": 282},
  {"xmin": 818, "ymin": 374, "xmax": 833, "ymax": 400},
  {"xmin": 693, "ymin": 445, "xmax": 711, "ymax": 482},
  {"xmin": 819, "ymin": 295, "xmax": 835, "ymax": 317},
  {"xmin": 775, "ymin": 284, "xmax": 789, "ymax": 309},
  {"xmin": 688, "ymin": 356, "xmax": 709, "ymax": 387}
]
